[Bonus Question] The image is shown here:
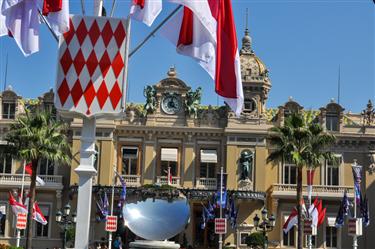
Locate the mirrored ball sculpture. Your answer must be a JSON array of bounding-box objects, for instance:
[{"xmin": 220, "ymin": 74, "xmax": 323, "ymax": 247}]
[{"xmin": 123, "ymin": 196, "xmax": 190, "ymax": 241}]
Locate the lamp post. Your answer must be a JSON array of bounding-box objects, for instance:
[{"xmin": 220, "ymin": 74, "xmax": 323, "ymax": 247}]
[
  {"xmin": 56, "ymin": 203, "xmax": 77, "ymax": 249},
  {"xmin": 253, "ymin": 207, "xmax": 276, "ymax": 249}
]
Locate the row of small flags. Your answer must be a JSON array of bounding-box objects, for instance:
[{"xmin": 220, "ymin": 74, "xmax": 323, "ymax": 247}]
[
  {"xmin": 283, "ymin": 197, "xmax": 326, "ymax": 234},
  {"xmin": 201, "ymin": 192, "xmax": 238, "ymax": 230},
  {"xmin": 96, "ymin": 171, "xmax": 127, "ymax": 222},
  {"xmin": 283, "ymin": 163, "xmax": 370, "ymax": 234}
]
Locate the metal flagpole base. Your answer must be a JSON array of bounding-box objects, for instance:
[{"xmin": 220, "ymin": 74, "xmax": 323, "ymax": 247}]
[{"xmin": 74, "ymin": 118, "xmax": 97, "ymax": 249}]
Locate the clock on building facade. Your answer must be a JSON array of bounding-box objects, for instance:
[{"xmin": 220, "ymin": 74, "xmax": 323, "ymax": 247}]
[{"xmin": 161, "ymin": 93, "xmax": 182, "ymax": 115}]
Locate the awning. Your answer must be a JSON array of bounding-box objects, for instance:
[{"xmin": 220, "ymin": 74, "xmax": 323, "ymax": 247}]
[
  {"xmin": 327, "ymin": 217, "xmax": 336, "ymax": 227},
  {"xmin": 200, "ymin": 149, "xmax": 218, "ymax": 163},
  {"xmin": 161, "ymin": 148, "xmax": 178, "ymax": 162}
]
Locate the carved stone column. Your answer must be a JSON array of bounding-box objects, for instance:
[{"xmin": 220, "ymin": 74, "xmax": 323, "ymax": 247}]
[{"xmin": 56, "ymin": 190, "xmax": 62, "ymax": 210}]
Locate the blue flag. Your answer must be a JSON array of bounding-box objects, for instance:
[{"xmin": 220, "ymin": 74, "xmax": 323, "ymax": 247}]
[
  {"xmin": 360, "ymin": 194, "xmax": 370, "ymax": 227},
  {"xmin": 335, "ymin": 191, "xmax": 350, "ymax": 227},
  {"xmin": 216, "ymin": 189, "xmax": 227, "ymax": 208},
  {"xmin": 115, "ymin": 170, "xmax": 127, "ymax": 208},
  {"xmin": 229, "ymin": 197, "xmax": 238, "ymax": 229}
]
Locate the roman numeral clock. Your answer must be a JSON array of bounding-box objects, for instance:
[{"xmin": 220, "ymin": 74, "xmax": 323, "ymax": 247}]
[{"xmin": 161, "ymin": 93, "xmax": 182, "ymax": 115}]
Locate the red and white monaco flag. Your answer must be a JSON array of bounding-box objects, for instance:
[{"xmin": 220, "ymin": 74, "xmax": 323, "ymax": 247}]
[
  {"xmin": 55, "ymin": 15, "xmax": 128, "ymax": 117},
  {"xmin": 25, "ymin": 163, "xmax": 46, "ymax": 186},
  {"xmin": 42, "ymin": 0, "xmax": 70, "ymax": 36},
  {"xmin": 33, "ymin": 202, "xmax": 48, "ymax": 225},
  {"xmin": 161, "ymin": 0, "xmax": 244, "ymax": 116},
  {"xmin": 130, "ymin": 0, "xmax": 162, "ymax": 26},
  {"xmin": 8, "ymin": 192, "xmax": 28, "ymax": 215},
  {"xmin": 283, "ymin": 207, "xmax": 298, "ymax": 234}
]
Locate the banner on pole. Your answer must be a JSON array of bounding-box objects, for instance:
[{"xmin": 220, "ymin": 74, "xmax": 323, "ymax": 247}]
[
  {"xmin": 215, "ymin": 218, "xmax": 227, "ymax": 234},
  {"xmin": 348, "ymin": 218, "xmax": 362, "ymax": 236},
  {"xmin": 105, "ymin": 215, "xmax": 118, "ymax": 232},
  {"xmin": 55, "ymin": 15, "xmax": 128, "ymax": 117},
  {"xmin": 16, "ymin": 213, "xmax": 27, "ymax": 230}
]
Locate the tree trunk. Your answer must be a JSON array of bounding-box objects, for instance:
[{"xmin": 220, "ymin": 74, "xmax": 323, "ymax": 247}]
[
  {"xmin": 297, "ymin": 166, "xmax": 303, "ymax": 249},
  {"xmin": 25, "ymin": 159, "xmax": 38, "ymax": 249}
]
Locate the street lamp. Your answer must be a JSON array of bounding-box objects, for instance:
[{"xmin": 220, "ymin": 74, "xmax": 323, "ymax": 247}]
[
  {"xmin": 56, "ymin": 204, "xmax": 77, "ymax": 249},
  {"xmin": 253, "ymin": 207, "xmax": 276, "ymax": 249}
]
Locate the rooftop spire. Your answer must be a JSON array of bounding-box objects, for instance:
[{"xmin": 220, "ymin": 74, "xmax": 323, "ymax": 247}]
[{"xmin": 241, "ymin": 8, "xmax": 252, "ymax": 54}]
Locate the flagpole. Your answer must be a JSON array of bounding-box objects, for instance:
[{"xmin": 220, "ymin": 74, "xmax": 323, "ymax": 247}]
[
  {"xmin": 16, "ymin": 161, "xmax": 26, "ymax": 247},
  {"xmin": 128, "ymin": 5, "xmax": 182, "ymax": 58},
  {"xmin": 121, "ymin": 16, "xmax": 132, "ymax": 111},
  {"xmin": 352, "ymin": 160, "xmax": 358, "ymax": 249},
  {"xmin": 219, "ymin": 166, "xmax": 223, "ymax": 249},
  {"xmin": 110, "ymin": 0, "xmax": 117, "ymax": 17},
  {"xmin": 108, "ymin": 166, "xmax": 116, "ymax": 249},
  {"xmin": 37, "ymin": 9, "xmax": 59, "ymax": 42}
]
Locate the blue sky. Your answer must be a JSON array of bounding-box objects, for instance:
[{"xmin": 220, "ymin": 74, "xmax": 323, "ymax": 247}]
[{"xmin": 0, "ymin": 0, "xmax": 374, "ymax": 112}]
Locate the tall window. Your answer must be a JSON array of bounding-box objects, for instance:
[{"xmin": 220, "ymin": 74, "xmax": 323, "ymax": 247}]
[
  {"xmin": 326, "ymin": 227, "xmax": 337, "ymax": 248},
  {"xmin": 2, "ymin": 102, "xmax": 16, "ymax": 119},
  {"xmin": 38, "ymin": 159, "xmax": 54, "ymax": 175},
  {"xmin": 283, "ymin": 162, "xmax": 297, "ymax": 184},
  {"xmin": 160, "ymin": 148, "xmax": 178, "ymax": 176},
  {"xmin": 0, "ymin": 154, "xmax": 12, "ymax": 174},
  {"xmin": 122, "ymin": 147, "xmax": 139, "ymax": 175},
  {"xmin": 35, "ymin": 205, "xmax": 49, "ymax": 237},
  {"xmin": 0, "ymin": 204, "xmax": 6, "ymax": 236},
  {"xmin": 283, "ymin": 226, "xmax": 295, "ymax": 247},
  {"xmin": 326, "ymin": 114, "xmax": 339, "ymax": 131},
  {"xmin": 326, "ymin": 157, "xmax": 341, "ymax": 186},
  {"xmin": 200, "ymin": 149, "xmax": 217, "ymax": 178}
]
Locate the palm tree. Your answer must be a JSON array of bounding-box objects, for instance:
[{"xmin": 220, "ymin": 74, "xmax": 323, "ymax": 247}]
[
  {"xmin": 267, "ymin": 113, "xmax": 336, "ymax": 249},
  {"xmin": 0, "ymin": 110, "xmax": 70, "ymax": 249}
]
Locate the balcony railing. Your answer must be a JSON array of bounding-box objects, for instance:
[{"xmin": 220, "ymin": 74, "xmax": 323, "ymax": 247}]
[
  {"xmin": 0, "ymin": 173, "xmax": 63, "ymax": 189},
  {"xmin": 121, "ymin": 175, "xmax": 141, "ymax": 187},
  {"xmin": 271, "ymin": 184, "xmax": 354, "ymax": 199},
  {"xmin": 156, "ymin": 176, "xmax": 180, "ymax": 187},
  {"xmin": 196, "ymin": 177, "xmax": 217, "ymax": 190}
]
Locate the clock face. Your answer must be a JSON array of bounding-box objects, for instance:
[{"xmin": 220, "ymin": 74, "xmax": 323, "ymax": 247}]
[{"xmin": 161, "ymin": 95, "xmax": 182, "ymax": 115}]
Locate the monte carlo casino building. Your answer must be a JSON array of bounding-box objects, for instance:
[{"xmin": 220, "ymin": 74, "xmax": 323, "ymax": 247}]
[{"xmin": 0, "ymin": 26, "xmax": 375, "ymax": 249}]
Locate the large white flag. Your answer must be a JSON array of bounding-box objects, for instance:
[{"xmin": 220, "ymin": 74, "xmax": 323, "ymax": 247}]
[
  {"xmin": 1, "ymin": 0, "xmax": 40, "ymax": 56},
  {"xmin": 130, "ymin": 0, "xmax": 162, "ymax": 26},
  {"xmin": 161, "ymin": 0, "xmax": 243, "ymax": 116}
]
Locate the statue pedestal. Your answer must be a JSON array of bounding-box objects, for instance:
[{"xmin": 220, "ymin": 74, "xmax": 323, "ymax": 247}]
[
  {"xmin": 130, "ymin": 240, "xmax": 180, "ymax": 249},
  {"xmin": 238, "ymin": 179, "xmax": 253, "ymax": 191}
]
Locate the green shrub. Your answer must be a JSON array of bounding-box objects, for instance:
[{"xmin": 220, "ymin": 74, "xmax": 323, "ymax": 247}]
[{"xmin": 246, "ymin": 232, "xmax": 265, "ymax": 248}]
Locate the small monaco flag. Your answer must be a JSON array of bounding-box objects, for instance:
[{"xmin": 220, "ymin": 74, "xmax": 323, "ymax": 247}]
[
  {"xmin": 130, "ymin": 0, "xmax": 162, "ymax": 26},
  {"xmin": 8, "ymin": 192, "xmax": 28, "ymax": 215},
  {"xmin": 33, "ymin": 202, "xmax": 48, "ymax": 225},
  {"xmin": 25, "ymin": 163, "xmax": 46, "ymax": 186},
  {"xmin": 161, "ymin": 0, "xmax": 244, "ymax": 116}
]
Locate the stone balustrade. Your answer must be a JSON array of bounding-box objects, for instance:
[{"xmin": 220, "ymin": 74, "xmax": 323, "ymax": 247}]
[
  {"xmin": 271, "ymin": 183, "xmax": 354, "ymax": 199},
  {"xmin": 0, "ymin": 173, "xmax": 63, "ymax": 189},
  {"xmin": 156, "ymin": 176, "xmax": 180, "ymax": 187},
  {"xmin": 196, "ymin": 177, "xmax": 217, "ymax": 190}
]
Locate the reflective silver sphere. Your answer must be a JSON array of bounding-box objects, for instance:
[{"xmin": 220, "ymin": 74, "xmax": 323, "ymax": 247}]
[{"xmin": 123, "ymin": 197, "xmax": 190, "ymax": 241}]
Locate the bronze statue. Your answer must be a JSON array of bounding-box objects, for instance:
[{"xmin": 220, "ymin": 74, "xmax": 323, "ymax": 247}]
[
  {"xmin": 240, "ymin": 150, "xmax": 253, "ymax": 180},
  {"xmin": 143, "ymin": 85, "xmax": 157, "ymax": 115},
  {"xmin": 185, "ymin": 87, "xmax": 202, "ymax": 118}
]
